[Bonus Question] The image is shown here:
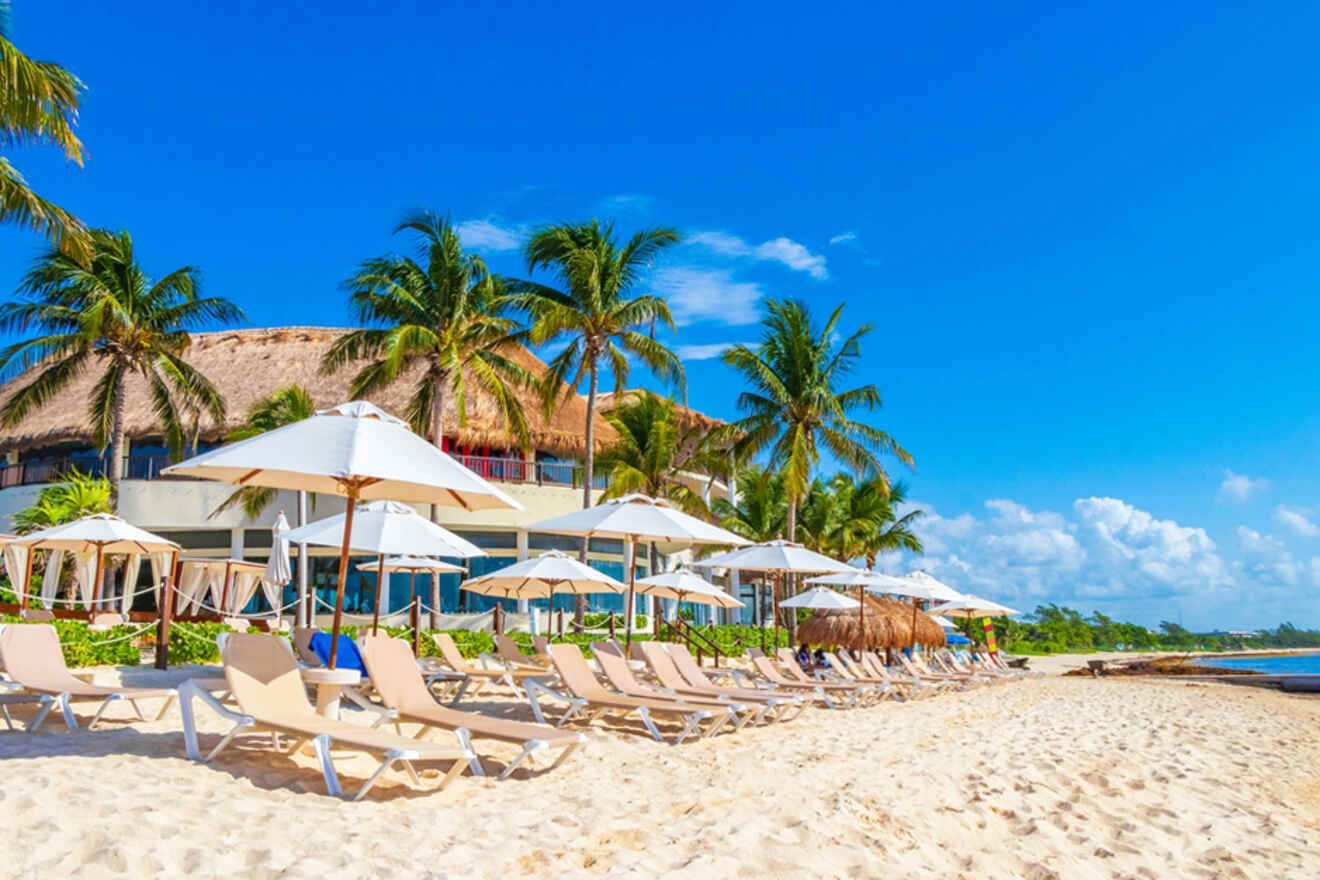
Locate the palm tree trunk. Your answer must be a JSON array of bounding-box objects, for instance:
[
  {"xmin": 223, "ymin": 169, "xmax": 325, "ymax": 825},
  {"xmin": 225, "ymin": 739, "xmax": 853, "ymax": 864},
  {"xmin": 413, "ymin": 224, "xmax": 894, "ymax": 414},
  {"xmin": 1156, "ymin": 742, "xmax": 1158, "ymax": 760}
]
[
  {"xmin": 108, "ymin": 368, "xmax": 127, "ymax": 512},
  {"xmin": 575, "ymin": 360, "xmax": 598, "ymax": 629},
  {"xmin": 429, "ymin": 374, "xmax": 445, "ymax": 629}
]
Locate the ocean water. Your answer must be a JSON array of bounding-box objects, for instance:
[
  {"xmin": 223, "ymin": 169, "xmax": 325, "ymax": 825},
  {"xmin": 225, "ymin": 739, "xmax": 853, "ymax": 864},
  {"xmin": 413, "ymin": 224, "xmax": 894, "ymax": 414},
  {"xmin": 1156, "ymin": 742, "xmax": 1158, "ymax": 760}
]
[{"xmin": 1193, "ymin": 652, "xmax": 1320, "ymax": 675}]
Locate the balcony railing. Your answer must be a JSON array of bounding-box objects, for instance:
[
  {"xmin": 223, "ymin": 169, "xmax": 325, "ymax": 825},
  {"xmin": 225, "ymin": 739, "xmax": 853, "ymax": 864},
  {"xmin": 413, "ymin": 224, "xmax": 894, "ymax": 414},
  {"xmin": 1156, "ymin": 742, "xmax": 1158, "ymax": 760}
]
[{"xmin": 0, "ymin": 453, "xmax": 608, "ymax": 491}]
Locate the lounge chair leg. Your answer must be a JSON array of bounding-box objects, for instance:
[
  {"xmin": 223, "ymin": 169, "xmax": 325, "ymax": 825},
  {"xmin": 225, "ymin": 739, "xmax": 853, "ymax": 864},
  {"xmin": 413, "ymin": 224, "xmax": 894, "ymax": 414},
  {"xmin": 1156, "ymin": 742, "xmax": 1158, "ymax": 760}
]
[
  {"xmin": 56, "ymin": 693, "xmax": 77, "ymax": 731},
  {"xmin": 701, "ymin": 709, "xmax": 733, "ymax": 740},
  {"xmin": 153, "ymin": 694, "xmax": 177, "ymax": 721},
  {"xmin": 448, "ymin": 678, "xmax": 472, "ymax": 707},
  {"xmin": 26, "ymin": 696, "xmax": 54, "ymax": 733},
  {"xmin": 498, "ymin": 740, "xmax": 546, "ymax": 780},
  {"xmin": 312, "ymin": 734, "xmax": 343, "ymax": 798},
  {"xmin": 352, "ymin": 755, "xmax": 396, "ymax": 801},
  {"xmin": 454, "ymin": 728, "xmax": 484, "ymax": 776},
  {"xmin": 546, "ymin": 739, "xmax": 582, "ymax": 772},
  {"xmin": 129, "ymin": 699, "xmax": 145, "ymax": 721},
  {"xmin": 1, "ymin": 703, "xmax": 12, "ymax": 731},
  {"xmin": 675, "ymin": 710, "xmax": 712, "ymax": 745},
  {"xmin": 87, "ymin": 694, "xmax": 123, "ymax": 730},
  {"xmin": 634, "ymin": 706, "xmax": 664, "ymax": 742},
  {"xmin": 272, "ymin": 731, "xmax": 282, "ymax": 751},
  {"xmin": 434, "ymin": 755, "xmax": 469, "ymax": 792},
  {"xmin": 412, "ymin": 724, "xmax": 433, "ymax": 740}
]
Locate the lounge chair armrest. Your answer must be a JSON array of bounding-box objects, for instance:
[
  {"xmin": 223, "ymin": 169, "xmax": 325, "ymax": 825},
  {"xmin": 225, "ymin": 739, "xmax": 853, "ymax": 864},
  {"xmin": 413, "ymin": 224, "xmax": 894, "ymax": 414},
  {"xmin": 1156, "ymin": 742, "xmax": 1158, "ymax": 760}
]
[{"xmin": 477, "ymin": 653, "xmax": 505, "ymax": 669}]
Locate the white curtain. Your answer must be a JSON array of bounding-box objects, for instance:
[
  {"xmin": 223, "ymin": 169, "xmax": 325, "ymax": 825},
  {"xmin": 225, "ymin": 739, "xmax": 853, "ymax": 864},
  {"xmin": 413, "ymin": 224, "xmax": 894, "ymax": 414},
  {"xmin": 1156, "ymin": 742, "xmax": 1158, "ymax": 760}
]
[
  {"xmin": 149, "ymin": 552, "xmax": 171, "ymax": 610},
  {"xmin": 119, "ymin": 554, "xmax": 142, "ymax": 616},
  {"xmin": 2, "ymin": 543, "xmax": 29, "ymax": 599},
  {"xmin": 259, "ymin": 575, "xmax": 283, "ymax": 617},
  {"xmin": 228, "ymin": 571, "xmax": 261, "ymax": 615},
  {"xmin": 177, "ymin": 564, "xmax": 207, "ymax": 615},
  {"xmin": 204, "ymin": 567, "xmax": 226, "ymax": 612},
  {"xmin": 72, "ymin": 552, "xmax": 98, "ymax": 607},
  {"xmin": 41, "ymin": 549, "xmax": 65, "ymax": 608}
]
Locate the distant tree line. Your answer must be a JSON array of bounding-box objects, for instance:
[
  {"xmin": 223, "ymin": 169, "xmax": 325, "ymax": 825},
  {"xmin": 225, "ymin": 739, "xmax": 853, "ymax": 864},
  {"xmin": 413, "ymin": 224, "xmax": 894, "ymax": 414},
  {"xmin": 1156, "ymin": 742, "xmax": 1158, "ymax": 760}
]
[{"xmin": 959, "ymin": 603, "xmax": 1320, "ymax": 653}]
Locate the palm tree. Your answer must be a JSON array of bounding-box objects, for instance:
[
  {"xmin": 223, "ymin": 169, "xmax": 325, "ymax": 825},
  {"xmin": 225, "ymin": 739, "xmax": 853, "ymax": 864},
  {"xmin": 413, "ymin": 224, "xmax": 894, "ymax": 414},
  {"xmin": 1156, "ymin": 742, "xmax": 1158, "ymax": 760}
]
[
  {"xmin": 800, "ymin": 473, "xmax": 923, "ymax": 565},
  {"xmin": 11, "ymin": 467, "xmax": 111, "ymax": 533},
  {"xmin": 0, "ymin": 229, "xmax": 244, "ymax": 507},
  {"xmin": 596, "ymin": 390, "xmax": 714, "ymax": 517},
  {"xmin": 711, "ymin": 465, "xmax": 787, "ymax": 544},
  {"xmin": 323, "ymin": 211, "xmax": 535, "ymax": 453},
  {"xmin": 515, "ymin": 219, "xmax": 685, "ymax": 624},
  {"xmin": 720, "ymin": 298, "xmax": 912, "ymax": 542},
  {"xmin": 211, "ymin": 385, "xmax": 317, "ymax": 519},
  {"xmin": 0, "ymin": 14, "xmax": 91, "ymax": 263}
]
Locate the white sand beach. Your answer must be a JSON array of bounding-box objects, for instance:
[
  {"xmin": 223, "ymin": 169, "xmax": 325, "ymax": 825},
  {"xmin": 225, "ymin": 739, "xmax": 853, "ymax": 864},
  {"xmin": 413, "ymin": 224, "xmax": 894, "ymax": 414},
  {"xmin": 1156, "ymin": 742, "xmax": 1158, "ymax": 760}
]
[{"xmin": 1, "ymin": 660, "xmax": 1317, "ymax": 879}]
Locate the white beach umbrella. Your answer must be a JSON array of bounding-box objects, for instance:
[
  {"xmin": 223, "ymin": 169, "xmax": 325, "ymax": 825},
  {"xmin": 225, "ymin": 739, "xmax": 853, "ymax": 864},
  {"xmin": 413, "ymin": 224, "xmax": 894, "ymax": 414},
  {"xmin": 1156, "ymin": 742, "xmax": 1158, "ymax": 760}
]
[
  {"xmin": 461, "ymin": 550, "xmax": 627, "ymax": 603},
  {"xmin": 929, "ymin": 614, "xmax": 957, "ymax": 629},
  {"xmin": 164, "ymin": 402, "xmax": 521, "ymax": 666},
  {"xmin": 803, "ymin": 569, "xmax": 897, "ymax": 642},
  {"xmin": 780, "ymin": 586, "xmax": 861, "ymax": 610},
  {"xmin": 897, "ymin": 571, "xmax": 967, "ymax": 603},
  {"xmin": 632, "ymin": 568, "xmax": 744, "ymax": 609},
  {"xmin": 14, "ymin": 514, "xmax": 179, "ymax": 613},
  {"xmin": 697, "ymin": 540, "xmax": 854, "ymax": 644},
  {"xmin": 930, "ymin": 594, "xmax": 1021, "ymax": 618},
  {"xmin": 285, "ymin": 500, "xmax": 486, "ymax": 634},
  {"xmin": 262, "ymin": 512, "xmax": 293, "ymax": 615},
  {"xmin": 528, "ymin": 494, "xmax": 750, "ymax": 643}
]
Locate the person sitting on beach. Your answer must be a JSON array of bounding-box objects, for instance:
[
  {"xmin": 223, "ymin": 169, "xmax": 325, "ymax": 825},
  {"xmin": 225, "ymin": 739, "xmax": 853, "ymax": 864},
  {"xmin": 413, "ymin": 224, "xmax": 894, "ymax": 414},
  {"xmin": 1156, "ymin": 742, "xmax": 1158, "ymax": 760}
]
[
  {"xmin": 813, "ymin": 648, "xmax": 830, "ymax": 668},
  {"xmin": 796, "ymin": 643, "xmax": 812, "ymax": 670}
]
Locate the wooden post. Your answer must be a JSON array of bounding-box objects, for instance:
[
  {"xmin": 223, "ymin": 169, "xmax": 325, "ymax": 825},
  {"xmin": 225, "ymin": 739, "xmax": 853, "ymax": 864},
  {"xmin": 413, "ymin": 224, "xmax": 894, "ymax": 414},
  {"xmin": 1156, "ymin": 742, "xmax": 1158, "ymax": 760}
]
[
  {"xmin": 494, "ymin": 602, "xmax": 504, "ymax": 635},
  {"xmin": 89, "ymin": 545, "xmax": 106, "ymax": 617},
  {"xmin": 370, "ymin": 553, "xmax": 386, "ymax": 635},
  {"xmin": 155, "ymin": 550, "xmax": 179, "ymax": 669},
  {"xmin": 217, "ymin": 560, "xmax": 236, "ymax": 619},
  {"xmin": 557, "ymin": 607, "xmax": 564, "ymax": 637},
  {"xmin": 608, "ymin": 611, "xmax": 616, "ymax": 639},
  {"xmin": 19, "ymin": 545, "xmax": 34, "ymax": 612},
  {"xmin": 410, "ymin": 571, "xmax": 421, "ymax": 659},
  {"xmin": 910, "ymin": 596, "xmax": 920, "ymax": 653}
]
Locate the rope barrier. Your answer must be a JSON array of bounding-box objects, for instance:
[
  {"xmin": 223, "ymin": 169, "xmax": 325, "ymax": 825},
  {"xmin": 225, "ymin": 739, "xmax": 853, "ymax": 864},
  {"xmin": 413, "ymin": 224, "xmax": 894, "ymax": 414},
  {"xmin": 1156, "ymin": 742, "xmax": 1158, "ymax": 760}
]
[
  {"xmin": 2, "ymin": 581, "xmax": 160, "ymax": 603},
  {"xmin": 83, "ymin": 621, "xmax": 157, "ymax": 645},
  {"xmin": 166, "ymin": 583, "xmax": 302, "ymax": 616}
]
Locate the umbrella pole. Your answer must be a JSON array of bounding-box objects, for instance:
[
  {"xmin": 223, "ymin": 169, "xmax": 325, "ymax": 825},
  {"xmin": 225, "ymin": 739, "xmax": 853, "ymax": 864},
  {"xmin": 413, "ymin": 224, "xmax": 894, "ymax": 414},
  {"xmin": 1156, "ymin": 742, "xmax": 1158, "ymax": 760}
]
[
  {"xmin": 624, "ymin": 534, "xmax": 637, "ymax": 649},
  {"xmin": 773, "ymin": 570, "xmax": 782, "ymax": 652},
  {"xmin": 410, "ymin": 571, "xmax": 420, "ymax": 658},
  {"xmin": 328, "ymin": 489, "xmax": 359, "ymax": 669},
  {"xmin": 858, "ymin": 585, "xmax": 864, "ymax": 655},
  {"xmin": 371, "ymin": 553, "xmax": 386, "ymax": 635}
]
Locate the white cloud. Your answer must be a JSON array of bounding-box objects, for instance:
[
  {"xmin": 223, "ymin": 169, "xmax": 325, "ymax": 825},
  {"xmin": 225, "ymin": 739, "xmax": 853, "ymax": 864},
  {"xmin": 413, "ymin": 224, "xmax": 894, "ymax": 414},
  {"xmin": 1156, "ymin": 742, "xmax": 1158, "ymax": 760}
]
[
  {"xmin": 1274, "ymin": 505, "xmax": 1319, "ymax": 538},
  {"xmin": 1234, "ymin": 526, "xmax": 1306, "ymax": 590},
  {"xmin": 1217, "ymin": 470, "xmax": 1268, "ymax": 503},
  {"xmin": 673, "ymin": 342, "xmax": 744, "ymax": 361},
  {"xmin": 454, "ymin": 218, "xmax": 524, "ymax": 252},
  {"xmin": 687, "ymin": 230, "xmax": 828, "ymax": 279},
  {"xmin": 650, "ymin": 266, "xmax": 763, "ymax": 326},
  {"xmin": 829, "ymin": 230, "xmax": 859, "ymax": 246},
  {"xmin": 878, "ymin": 496, "xmax": 1234, "ymax": 613}
]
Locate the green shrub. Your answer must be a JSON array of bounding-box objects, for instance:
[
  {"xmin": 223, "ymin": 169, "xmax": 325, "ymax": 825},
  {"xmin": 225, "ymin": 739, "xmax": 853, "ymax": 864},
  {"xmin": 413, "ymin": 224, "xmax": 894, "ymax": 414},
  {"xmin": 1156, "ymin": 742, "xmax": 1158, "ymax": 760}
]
[{"xmin": 1, "ymin": 615, "xmax": 143, "ymax": 667}]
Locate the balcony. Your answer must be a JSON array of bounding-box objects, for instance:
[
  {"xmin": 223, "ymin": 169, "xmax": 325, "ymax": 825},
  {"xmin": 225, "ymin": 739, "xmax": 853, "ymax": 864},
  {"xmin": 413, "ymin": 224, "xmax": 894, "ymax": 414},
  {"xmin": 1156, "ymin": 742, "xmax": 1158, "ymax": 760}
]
[{"xmin": 0, "ymin": 453, "xmax": 607, "ymax": 491}]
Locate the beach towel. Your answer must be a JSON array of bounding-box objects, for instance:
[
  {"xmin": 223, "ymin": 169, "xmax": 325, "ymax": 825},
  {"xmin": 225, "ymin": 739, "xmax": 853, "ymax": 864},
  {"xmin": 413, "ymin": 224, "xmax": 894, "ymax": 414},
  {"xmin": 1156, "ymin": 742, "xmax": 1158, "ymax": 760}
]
[{"xmin": 308, "ymin": 632, "xmax": 369, "ymax": 679}]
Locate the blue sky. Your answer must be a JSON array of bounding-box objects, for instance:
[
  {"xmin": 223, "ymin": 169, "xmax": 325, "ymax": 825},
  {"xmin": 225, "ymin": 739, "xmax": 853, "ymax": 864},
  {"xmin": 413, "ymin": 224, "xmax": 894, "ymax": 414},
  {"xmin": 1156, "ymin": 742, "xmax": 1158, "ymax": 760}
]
[{"xmin": 3, "ymin": 1, "xmax": 1318, "ymax": 629}]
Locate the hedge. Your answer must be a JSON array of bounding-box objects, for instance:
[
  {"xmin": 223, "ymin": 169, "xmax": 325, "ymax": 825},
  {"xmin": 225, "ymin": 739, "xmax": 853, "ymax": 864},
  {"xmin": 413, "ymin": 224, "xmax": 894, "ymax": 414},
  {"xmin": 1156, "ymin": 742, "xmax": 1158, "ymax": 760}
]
[{"xmin": 0, "ymin": 615, "xmax": 143, "ymax": 667}]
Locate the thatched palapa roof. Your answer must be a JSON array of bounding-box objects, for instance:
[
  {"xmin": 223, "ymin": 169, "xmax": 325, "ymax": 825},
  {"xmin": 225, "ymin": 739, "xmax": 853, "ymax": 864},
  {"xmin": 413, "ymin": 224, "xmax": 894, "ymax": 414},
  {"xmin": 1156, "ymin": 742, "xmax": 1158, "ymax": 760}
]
[
  {"xmin": 798, "ymin": 593, "xmax": 947, "ymax": 650},
  {"xmin": 0, "ymin": 327, "xmax": 619, "ymax": 456},
  {"xmin": 595, "ymin": 390, "xmax": 724, "ymax": 434}
]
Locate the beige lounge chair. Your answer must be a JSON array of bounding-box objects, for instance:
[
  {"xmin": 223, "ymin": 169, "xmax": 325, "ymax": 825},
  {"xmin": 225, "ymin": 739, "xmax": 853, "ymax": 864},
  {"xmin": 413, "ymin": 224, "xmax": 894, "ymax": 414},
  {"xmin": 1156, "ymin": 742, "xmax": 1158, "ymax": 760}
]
[
  {"xmin": 359, "ymin": 635, "xmax": 582, "ymax": 780},
  {"xmin": 0, "ymin": 623, "xmax": 177, "ymax": 730},
  {"xmin": 432, "ymin": 633, "xmax": 548, "ymax": 703},
  {"xmin": 590, "ymin": 642, "xmax": 758, "ymax": 731},
  {"xmin": 817, "ymin": 650, "xmax": 899, "ymax": 701},
  {"xmin": 530, "ymin": 643, "xmax": 735, "ymax": 744},
  {"xmin": 178, "ymin": 633, "xmax": 474, "ymax": 800},
  {"xmin": 493, "ymin": 634, "xmax": 552, "ymax": 671},
  {"xmin": 0, "ymin": 691, "xmax": 56, "ymax": 732},
  {"xmin": 748, "ymin": 656, "xmax": 862, "ymax": 709},
  {"xmin": 640, "ymin": 642, "xmax": 802, "ymax": 723},
  {"xmin": 775, "ymin": 648, "xmax": 877, "ymax": 703},
  {"xmin": 898, "ymin": 652, "xmax": 977, "ymax": 689},
  {"xmin": 860, "ymin": 651, "xmax": 955, "ymax": 697}
]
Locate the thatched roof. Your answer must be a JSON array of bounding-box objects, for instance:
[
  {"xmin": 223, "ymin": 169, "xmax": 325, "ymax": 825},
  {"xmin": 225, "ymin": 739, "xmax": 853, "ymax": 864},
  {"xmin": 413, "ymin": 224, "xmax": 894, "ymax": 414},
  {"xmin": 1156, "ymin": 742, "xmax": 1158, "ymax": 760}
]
[
  {"xmin": 596, "ymin": 390, "xmax": 724, "ymax": 433},
  {"xmin": 0, "ymin": 327, "xmax": 619, "ymax": 456},
  {"xmin": 798, "ymin": 593, "xmax": 947, "ymax": 650}
]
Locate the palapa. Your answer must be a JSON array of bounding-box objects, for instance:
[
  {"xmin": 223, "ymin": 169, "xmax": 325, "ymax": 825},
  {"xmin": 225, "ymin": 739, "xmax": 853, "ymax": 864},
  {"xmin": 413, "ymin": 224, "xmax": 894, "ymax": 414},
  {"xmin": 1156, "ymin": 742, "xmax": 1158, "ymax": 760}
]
[{"xmin": 798, "ymin": 594, "xmax": 946, "ymax": 650}]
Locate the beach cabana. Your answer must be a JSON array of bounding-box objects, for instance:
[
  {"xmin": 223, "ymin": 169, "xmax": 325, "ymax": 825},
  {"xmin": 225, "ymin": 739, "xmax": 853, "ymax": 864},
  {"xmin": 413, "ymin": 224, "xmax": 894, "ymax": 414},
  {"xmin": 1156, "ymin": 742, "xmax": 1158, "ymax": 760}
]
[
  {"xmin": 12, "ymin": 515, "xmax": 179, "ymax": 618},
  {"xmin": 163, "ymin": 401, "xmax": 523, "ymax": 667}
]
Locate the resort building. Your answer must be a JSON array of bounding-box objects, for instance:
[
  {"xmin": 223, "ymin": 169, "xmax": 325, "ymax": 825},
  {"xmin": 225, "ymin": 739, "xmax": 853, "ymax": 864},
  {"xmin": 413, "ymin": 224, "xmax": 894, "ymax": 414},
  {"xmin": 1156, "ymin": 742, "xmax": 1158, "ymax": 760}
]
[{"xmin": 0, "ymin": 327, "xmax": 735, "ymax": 621}]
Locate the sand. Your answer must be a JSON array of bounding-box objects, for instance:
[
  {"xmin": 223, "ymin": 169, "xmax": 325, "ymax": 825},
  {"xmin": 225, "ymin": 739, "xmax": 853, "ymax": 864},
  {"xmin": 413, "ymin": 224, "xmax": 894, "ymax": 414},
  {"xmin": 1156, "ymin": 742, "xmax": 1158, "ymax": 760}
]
[{"xmin": 1, "ymin": 658, "xmax": 1317, "ymax": 879}]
